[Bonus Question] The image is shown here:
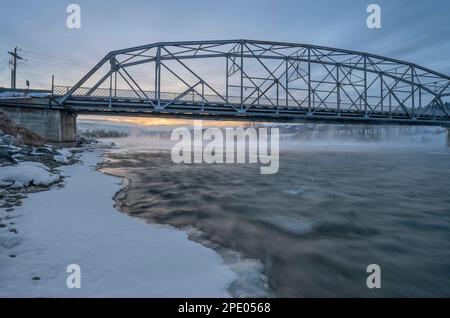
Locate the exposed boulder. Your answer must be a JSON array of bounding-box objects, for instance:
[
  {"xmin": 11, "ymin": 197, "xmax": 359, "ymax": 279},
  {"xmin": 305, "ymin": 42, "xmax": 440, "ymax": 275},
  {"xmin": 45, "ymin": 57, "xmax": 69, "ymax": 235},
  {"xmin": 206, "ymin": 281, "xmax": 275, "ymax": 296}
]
[{"xmin": 0, "ymin": 148, "xmax": 16, "ymax": 165}]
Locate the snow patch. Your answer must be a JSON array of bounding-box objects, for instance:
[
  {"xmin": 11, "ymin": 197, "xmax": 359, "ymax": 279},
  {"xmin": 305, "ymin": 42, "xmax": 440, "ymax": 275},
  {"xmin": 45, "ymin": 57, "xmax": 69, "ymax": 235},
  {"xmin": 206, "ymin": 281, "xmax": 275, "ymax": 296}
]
[
  {"xmin": 0, "ymin": 92, "xmax": 49, "ymax": 99},
  {"xmin": 53, "ymin": 148, "xmax": 74, "ymax": 164},
  {"xmin": 0, "ymin": 161, "xmax": 60, "ymax": 188},
  {"xmin": 0, "ymin": 92, "xmax": 24, "ymax": 98},
  {"xmin": 0, "ymin": 149, "xmax": 236, "ymax": 297}
]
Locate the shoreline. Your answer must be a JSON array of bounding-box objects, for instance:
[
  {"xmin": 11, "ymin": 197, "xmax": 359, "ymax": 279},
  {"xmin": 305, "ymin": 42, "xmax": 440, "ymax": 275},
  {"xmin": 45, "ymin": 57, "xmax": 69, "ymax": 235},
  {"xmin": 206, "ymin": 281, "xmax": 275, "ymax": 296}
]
[
  {"xmin": 0, "ymin": 143, "xmax": 237, "ymax": 297},
  {"xmin": 98, "ymin": 147, "xmax": 273, "ymax": 298}
]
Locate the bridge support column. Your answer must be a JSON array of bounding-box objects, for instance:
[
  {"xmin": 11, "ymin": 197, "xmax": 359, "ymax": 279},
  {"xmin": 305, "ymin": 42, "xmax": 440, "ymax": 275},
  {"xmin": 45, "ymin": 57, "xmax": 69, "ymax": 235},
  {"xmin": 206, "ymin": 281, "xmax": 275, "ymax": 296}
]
[
  {"xmin": 0, "ymin": 98, "xmax": 77, "ymax": 143},
  {"xmin": 447, "ymin": 127, "xmax": 450, "ymax": 147}
]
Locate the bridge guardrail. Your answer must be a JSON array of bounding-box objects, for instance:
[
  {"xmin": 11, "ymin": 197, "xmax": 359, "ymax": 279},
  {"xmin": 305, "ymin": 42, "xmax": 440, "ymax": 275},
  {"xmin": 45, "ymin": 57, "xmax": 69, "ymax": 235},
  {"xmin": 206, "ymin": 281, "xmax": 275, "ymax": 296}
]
[
  {"xmin": 54, "ymin": 85, "xmax": 292, "ymax": 106},
  {"xmin": 53, "ymin": 85, "xmax": 448, "ymax": 117}
]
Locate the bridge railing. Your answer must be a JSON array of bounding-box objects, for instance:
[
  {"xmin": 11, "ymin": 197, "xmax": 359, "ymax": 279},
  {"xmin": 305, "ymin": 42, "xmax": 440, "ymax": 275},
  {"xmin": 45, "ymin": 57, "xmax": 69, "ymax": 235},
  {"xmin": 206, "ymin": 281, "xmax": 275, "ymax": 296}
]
[
  {"xmin": 53, "ymin": 85, "xmax": 370, "ymax": 111},
  {"xmin": 53, "ymin": 85, "xmax": 448, "ymax": 118},
  {"xmin": 54, "ymin": 85, "xmax": 305, "ymax": 107}
]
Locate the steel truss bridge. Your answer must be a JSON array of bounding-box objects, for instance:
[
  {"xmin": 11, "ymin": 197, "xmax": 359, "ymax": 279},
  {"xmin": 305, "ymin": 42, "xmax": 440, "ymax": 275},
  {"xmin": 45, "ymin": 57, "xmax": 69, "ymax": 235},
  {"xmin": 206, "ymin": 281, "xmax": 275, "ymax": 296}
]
[{"xmin": 53, "ymin": 39, "xmax": 450, "ymax": 125}]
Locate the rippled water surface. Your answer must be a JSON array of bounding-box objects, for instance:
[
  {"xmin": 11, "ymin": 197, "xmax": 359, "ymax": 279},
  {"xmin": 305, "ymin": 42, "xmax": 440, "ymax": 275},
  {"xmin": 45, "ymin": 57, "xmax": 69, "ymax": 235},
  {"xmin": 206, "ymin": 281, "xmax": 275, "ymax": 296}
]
[{"xmin": 100, "ymin": 131, "xmax": 450, "ymax": 297}]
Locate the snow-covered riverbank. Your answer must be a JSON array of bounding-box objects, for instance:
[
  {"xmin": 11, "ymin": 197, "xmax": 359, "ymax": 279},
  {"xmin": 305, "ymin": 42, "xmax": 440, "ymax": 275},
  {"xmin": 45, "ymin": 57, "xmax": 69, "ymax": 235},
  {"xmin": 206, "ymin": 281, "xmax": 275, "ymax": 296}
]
[{"xmin": 0, "ymin": 146, "xmax": 236, "ymax": 297}]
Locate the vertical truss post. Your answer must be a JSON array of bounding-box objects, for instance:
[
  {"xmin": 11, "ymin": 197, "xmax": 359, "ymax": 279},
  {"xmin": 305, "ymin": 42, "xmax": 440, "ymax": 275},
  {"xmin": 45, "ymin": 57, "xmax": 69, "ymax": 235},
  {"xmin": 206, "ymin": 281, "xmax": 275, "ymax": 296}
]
[
  {"xmin": 433, "ymin": 100, "xmax": 436, "ymax": 118},
  {"xmin": 419, "ymin": 87, "xmax": 422, "ymax": 109},
  {"xmin": 155, "ymin": 46, "xmax": 161, "ymax": 108},
  {"xmin": 276, "ymin": 80, "xmax": 279, "ymax": 113},
  {"xmin": 108, "ymin": 57, "xmax": 116, "ymax": 108},
  {"xmin": 114, "ymin": 71, "xmax": 117, "ymax": 97},
  {"xmin": 389, "ymin": 89, "xmax": 392, "ymax": 117},
  {"xmin": 380, "ymin": 73, "xmax": 384, "ymax": 112},
  {"xmin": 201, "ymin": 81, "xmax": 205, "ymax": 111},
  {"xmin": 285, "ymin": 59, "xmax": 288, "ymax": 107},
  {"xmin": 411, "ymin": 67, "xmax": 415, "ymax": 117},
  {"xmin": 336, "ymin": 65, "xmax": 340, "ymax": 116},
  {"xmin": 51, "ymin": 75, "xmax": 55, "ymax": 98},
  {"xmin": 364, "ymin": 55, "xmax": 368, "ymax": 117},
  {"xmin": 240, "ymin": 42, "xmax": 244, "ymax": 111},
  {"xmin": 307, "ymin": 47, "xmax": 311, "ymax": 114},
  {"xmin": 312, "ymin": 89, "xmax": 315, "ymax": 109},
  {"xmin": 225, "ymin": 55, "xmax": 229, "ymax": 103},
  {"xmin": 433, "ymin": 83, "xmax": 437, "ymax": 119},
  {"xmin": 257, "ymin": 88, "xmax": 260, "ymax": 106},
  {"xmin": 109, "ymin": 73, "xmax": 112, "ymax": 108}
]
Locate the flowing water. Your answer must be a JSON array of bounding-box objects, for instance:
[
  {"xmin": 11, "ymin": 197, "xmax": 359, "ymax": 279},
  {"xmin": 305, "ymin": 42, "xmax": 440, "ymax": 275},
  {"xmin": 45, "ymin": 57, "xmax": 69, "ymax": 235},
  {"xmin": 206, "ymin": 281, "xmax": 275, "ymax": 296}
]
[{"xmin": 96, "ymin": 124, "xmax": 450, "ymax": 297}]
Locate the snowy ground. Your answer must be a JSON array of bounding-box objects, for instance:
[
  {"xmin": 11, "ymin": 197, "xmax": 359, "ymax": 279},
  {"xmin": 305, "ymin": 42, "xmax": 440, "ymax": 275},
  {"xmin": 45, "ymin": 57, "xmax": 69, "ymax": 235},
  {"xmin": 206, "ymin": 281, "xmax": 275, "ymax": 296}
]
[
  {"xmin": 0, "ymin": 161, "xmax": 60, "ymax": 188},
  {"xmin": 0, "ymin": 147, "xmax": 236, "ymax": 297},
  {"xmin": 0, "ymin": 92, "xmax": 49, "ymax": 99}
]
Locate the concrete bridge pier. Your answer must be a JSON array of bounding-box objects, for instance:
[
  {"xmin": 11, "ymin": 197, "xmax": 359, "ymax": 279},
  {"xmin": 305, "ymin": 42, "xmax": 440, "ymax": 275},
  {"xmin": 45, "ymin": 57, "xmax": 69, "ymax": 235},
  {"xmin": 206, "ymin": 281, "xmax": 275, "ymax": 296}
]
[
  {"xmin": 447, "ymin": 127, "xmax": 450, "ymax": 147},
  {"xmin": 0, "ymin": 98, "xmax": 76, "ymax": 143}
]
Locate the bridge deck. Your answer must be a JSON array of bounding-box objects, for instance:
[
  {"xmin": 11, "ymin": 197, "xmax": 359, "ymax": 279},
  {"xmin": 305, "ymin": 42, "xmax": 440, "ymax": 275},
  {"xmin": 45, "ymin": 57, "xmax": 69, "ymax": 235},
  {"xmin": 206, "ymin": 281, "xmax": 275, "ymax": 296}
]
[
  {"xmin": 62, "ymin": 96, "xmax": 449, "ymax": 126},
  {"xmin": 1, "ymin": 89, "xmax": 449, "ymax": 126}
]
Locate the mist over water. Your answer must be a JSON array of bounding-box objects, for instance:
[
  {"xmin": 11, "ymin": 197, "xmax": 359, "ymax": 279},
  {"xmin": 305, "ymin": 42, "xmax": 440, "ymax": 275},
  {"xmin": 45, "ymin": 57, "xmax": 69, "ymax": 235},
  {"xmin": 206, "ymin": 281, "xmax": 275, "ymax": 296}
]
[{"xmin": 92, "ymin": 122, "xmax": 450, "ymax": 297}]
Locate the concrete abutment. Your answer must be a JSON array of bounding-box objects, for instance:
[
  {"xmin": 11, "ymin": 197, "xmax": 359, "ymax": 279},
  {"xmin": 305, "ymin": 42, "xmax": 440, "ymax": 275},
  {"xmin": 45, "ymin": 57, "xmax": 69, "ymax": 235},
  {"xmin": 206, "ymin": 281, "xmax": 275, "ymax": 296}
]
[{"xmin": 0, "ymin": 99, "xmax": 76, "ymax": 143}]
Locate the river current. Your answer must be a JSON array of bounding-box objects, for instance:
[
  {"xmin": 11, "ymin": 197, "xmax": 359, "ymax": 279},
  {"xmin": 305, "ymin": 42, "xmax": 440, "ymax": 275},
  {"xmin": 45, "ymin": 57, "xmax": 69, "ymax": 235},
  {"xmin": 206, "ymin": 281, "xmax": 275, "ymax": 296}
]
[{"xmin": 92, "ymin": 122, "xmax": 450, "ymax": 297}]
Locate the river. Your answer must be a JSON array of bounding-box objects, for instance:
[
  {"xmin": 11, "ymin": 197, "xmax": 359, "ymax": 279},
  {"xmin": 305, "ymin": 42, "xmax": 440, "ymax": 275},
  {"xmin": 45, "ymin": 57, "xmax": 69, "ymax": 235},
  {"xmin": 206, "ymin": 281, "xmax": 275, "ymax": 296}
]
[{"xmin": 84, "ymin": 120, "xmax": 450, "ymax": 297}]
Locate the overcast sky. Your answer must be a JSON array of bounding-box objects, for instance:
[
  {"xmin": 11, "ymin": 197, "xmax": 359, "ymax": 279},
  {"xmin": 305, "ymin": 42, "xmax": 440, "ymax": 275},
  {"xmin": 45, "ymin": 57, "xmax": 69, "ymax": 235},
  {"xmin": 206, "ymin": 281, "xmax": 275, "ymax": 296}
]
[{"xmin": 0, "ymin": 0, "xmax": 449, "ymax": 89}]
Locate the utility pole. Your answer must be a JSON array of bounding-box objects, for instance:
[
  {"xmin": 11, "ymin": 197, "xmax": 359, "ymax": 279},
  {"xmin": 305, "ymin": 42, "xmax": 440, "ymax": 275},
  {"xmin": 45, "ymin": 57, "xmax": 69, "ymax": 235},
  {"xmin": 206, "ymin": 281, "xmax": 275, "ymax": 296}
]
[{"xmin": 8, "ymin": 47, "xmax": 23, "ymax": 91}]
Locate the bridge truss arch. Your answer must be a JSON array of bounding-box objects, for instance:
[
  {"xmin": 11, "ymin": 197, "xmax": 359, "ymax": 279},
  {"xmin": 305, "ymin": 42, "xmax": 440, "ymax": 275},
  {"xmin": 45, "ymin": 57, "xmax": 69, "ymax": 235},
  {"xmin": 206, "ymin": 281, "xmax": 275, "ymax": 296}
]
[{"xmin": 57, "ymin": 39, "xmax": 450, "ymax": 125}]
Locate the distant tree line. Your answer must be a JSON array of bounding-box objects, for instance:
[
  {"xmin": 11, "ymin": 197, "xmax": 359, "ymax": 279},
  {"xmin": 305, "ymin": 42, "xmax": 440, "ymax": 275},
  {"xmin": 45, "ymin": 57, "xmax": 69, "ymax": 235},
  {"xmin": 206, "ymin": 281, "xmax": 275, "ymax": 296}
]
[{"xmin": 80, "ymin": 129, "xmax": 129, "ymax": 138}]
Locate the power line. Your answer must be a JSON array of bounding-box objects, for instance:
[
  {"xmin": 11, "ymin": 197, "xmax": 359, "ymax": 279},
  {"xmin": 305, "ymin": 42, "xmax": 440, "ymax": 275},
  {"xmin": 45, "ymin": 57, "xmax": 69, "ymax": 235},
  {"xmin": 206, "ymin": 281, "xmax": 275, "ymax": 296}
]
[
  {"xmin": 25, "ymin": 51, "xmax": 84, "ymax": 66},
  {"xmin": 3, "ymin": 48, "xmax": 158, "ymax": 89},
  {"xmin": 25, "ymin": 57, "xmax": 88, "ymax": 71},
  {"xmin": 0, "ymin": 58, "xmax": 9, "ymax": 72}
]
